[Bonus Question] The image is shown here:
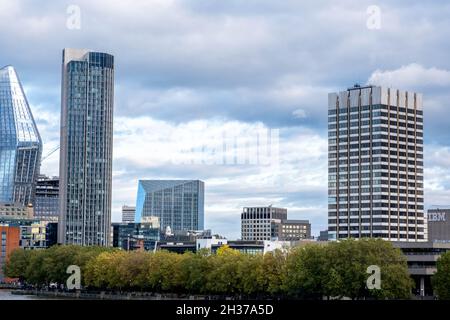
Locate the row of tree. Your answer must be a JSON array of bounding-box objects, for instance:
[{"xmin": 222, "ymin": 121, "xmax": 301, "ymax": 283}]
[{"xmin": 4, "ymin": 239, "xmax": 420, "ymax": 299}]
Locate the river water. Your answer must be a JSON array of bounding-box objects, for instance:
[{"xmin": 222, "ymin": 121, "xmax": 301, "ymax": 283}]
[{"xmin": 0, "ymin": 289, "xmax": 46, "ymax": 300}]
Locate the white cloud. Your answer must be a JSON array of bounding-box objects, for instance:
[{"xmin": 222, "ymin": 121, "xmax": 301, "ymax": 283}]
[
  {"xmin": 292, "ymin": 108, "xmax": 307, "ymax": 119},
  {"xmin": 367, "ymin": 63, "xmax": 450, "ymax": 89},
  {"xmin": 112, "ymin": 117, "xmax": 328, "ymax": 238}
]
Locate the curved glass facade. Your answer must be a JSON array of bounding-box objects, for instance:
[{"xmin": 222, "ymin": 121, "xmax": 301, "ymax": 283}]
[{"xmin": 0, "ymin": 66, "xmax": 42, "ymax": 206}]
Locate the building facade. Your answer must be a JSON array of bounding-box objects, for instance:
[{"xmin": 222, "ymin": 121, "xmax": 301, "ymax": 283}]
[
  {"xmin": 427, "ymin": 208, "xmax": 450, "ymax": 243},
  {"xmin": 318, "ymin": 230, "xmax": 329, "ymax": 241},
  {"xmin": 0, "ymin": 202, "xmax": 33, "ymax": 219},
  {"xmin": 277, "ymin": 219, "xmax": 311, "ymax": 241},
  {"xmin": 0, "ymin": 226, "xmax": 20, "ymax": 282},
  {"xmin": 0, "ymin": 217, "xmax": 53, "ymax": 250},
  {"xmin": 112, "ymin": 221, "xmax": 160, "ymax": 251},
  {"xmin": 121, "ymin": 205, "xmax": 135, "ymax": 223},
  {"xmin": 393, "ymin": 241, "xmax": 450, "ymax": 297},
  {"xmin": 34, "ymin": 175, "xmax": 59, "ymax": 222},
  {"xmin": 0, "ymin": 66, "xmax": 42, "ymax": 207},
  {"xmin": 135, "ymin": 180, "xmax": 205, "ymax": 233},
  {"xmin": 241, "ymin": 206, "xmax": 287, "ymax": 241},
  {"xmin": 328, "ymin": 85, "xmax": 426, "ymax": 241},
  {"xmin": 59, "ymin": 49, "xmax": 114, "ymax": 246}
]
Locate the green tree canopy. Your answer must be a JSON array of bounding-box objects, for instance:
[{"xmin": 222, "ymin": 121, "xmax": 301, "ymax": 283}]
[{"xmin": 432, "ymin": 251, "xmax": 450, "ymax": 299}]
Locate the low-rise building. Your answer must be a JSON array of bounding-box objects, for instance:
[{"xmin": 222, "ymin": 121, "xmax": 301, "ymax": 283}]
[
  {"xmin": 212, "ymin": 240, "xmax": 291, "ymax": 255},
  {"xmin": 0, "ymin": 203, "xmax": 34, "ymax": 219},
  {"xmin": 393, "ymin": 241, "xmax": 450, "ymax": 297},
  {"xmin": 157, "ymin": 238, "xmax": 293, "ymax": 255},
  {"xmin": 0, "ymin": 226, "xmax": 20, "ymax": 282},
  {"xmin": 112, "ymin": 220, "xmax": 160, "ymax": 251},
  {"xmin": 277, "ymin": 219, "xmax": 311, "ymax": 241},
  {"xmin": 241, "ymin": 206, "xmax": 287, "ymax": 241},
  {"xmin": 241, "ymin": 206, "xmax": 311, "ymax": 241},
  {"xmin": 0, "ymin": 217, "xmax": 55, "ymax": 250}
]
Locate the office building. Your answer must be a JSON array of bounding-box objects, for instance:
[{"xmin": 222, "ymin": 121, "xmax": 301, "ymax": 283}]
[
  {"xmin": 0, "ymin": 226, "xmax": 20, "ymax": 282},
  {"xmin": 59, "ymin": 49, "xmax": 114, "ymax": 246},
  {"xmin": 393, "ymin": 241, "xmax": 450, "ymax": 297},
  {"xmin": 241, "ymin": 206, "xmax": 311, "ymax": 241},
  {"xmin": 34, "ymin": 175, "xmax": 59, "ymax": 222},
  {"xmin": 0, "ymin": 66, "xmax": 42, "ymax": 206},
  {"xmin": 121, "ymin": 205, "xmax": 135, "ymax": 223},
  {"xmin": 427, "ymin": 207, "xmax": 450, "ymax": 243},
  {"xmin": 328, "ymin": 85, "xmax": 426, "ymax": 241},
  {"xmin": 157, "ymin": 238, "xmax": 291, "ymax": 255},
  {"xmin": 277, "ymin": 219, "xmax": 311, "ymax": 241},
  {"xmin": 0, "ymin": 202, "xmax": 34, "ymax": 219},
  {"xmin": 0, "ymin": 216, "xmax": 53, "ymax": 250},
  {"xmin": 318, "ymin": 230, "xmax": 329, "ymax": 241},
  {"xmin": 163, "ymin": 229, "xmax": 214, "ymax": 242},
  {"xmin": 112, "ymin": 220, "xmax": 160, "ymax": 251},
  {"xmin": 135, "ymin": 180, "xmax": 204, "ymax": 233},
  {"xmin": 241, "ymin": 206, "xmax": 287, "ymax": 241}
]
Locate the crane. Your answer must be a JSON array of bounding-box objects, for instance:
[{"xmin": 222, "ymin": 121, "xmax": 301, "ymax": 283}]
[{"xmin": 41, "ymin": 145, "xmax": 60, "ymax": 162}]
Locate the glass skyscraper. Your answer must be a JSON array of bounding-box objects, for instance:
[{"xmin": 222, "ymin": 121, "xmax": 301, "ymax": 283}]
[
  {"xmin": 136, "ymin": 180, "xmax": 205, "ymax": 233},
  {"xmin": 0, "ymin": 66, "xmax": 42, "ymax": 206},
  {"xmin": 328, "ymin": 85, "xmax": 426, "ymax": 242},
  {"xmin": 59, "ymin": 49, "xmax": 114, "ymax": 246}
]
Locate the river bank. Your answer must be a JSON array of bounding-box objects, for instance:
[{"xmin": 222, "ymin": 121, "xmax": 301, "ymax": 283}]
[
  {"xmin": 0, "ymin": 289, "xmax": 49, "ymax": 300},
  {"xmin": 9, "ymin": 289, "xmax": 238, "ymax": 300}
]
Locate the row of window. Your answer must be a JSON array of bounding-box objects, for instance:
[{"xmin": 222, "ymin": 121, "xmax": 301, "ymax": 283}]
[
  {"xmin": 329, "ymin": 119, "xmax": 424, "ymax": 130},
  {"xmin": 329, "ymin": 210, "xmax": 424, "ymax": 216},
  {"xmin": 329, "ymin": 203, "xmax": 424, "ymax": 209},
  {"xmin": 332, "ymin": 113, "xmax": 423, "ymax": 122},
  {"xmin": 329, "ymin": 218, "xmax": 424, "ymax": 224},
  {"xmin": 331, "ymin": 226, "xmax": 425, "ymax": 232},
  {"xmin": 328, "ymin": 105, "xmax": 423, "ymax": 115}
]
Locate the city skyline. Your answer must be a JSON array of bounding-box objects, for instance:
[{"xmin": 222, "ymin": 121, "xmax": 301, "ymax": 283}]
[{"xmin": 2, "ymin": 1, "xmax": 450, "ymax": 239}]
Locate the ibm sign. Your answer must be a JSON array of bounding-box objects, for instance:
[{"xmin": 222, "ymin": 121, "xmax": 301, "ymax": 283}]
[{"xmin": 428, "ymin": 211, "xmax": 447, "ymax": 222}]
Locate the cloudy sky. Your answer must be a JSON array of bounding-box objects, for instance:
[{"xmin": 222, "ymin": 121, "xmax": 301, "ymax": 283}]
[{"xmin": 1, "ymin": 0, "xmax": 450, "ymax": 239}]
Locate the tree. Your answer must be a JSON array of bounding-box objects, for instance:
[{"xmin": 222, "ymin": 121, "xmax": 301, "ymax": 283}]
[
  {"xmin": 324, "ymin": 239, "xmax": 413, "ymax": 299},
  {"xmin": 146, "ymin": 251, "xmax": 184, "ymax": 292},
  {"xmin": 84, "ymin": 251, "xmax": 128, "ymax": 290},
  {"xmin": 236, "ymin": 253, "xmax": 264, "ymax": 297},
  {"xmin": 260, "ymin": 249, "xmax": 287, "ymax": 297},
  {"xmin": 283, "ymin": 243, "xmax": 329, "ymax": 299},
  {"xmin": 178, "ymin": 251, "xmax": 209, "ymax": 294},
  {"xmin": 206, "ymin": 245, "xmax": 243, "ymax": 295},
  {"xmin": 118, "ymin": 251, "xmax": 152, "ymax": 291},
  {"xmin": 4, "ymin": 249, "xmax": 33, "ymax": 281},
  {"xmin": 432, "ymin": 251, "xmax": 450, "ymax": 299}
]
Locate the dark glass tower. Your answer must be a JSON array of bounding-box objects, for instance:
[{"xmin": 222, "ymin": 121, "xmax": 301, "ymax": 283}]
[
  {"xmin": 0, "ymin": 66, "xmax": 42, "ymax": 206},
  {"xmin": 59, "ymin": 49, "xmax": 114, "ymax": 246}
]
